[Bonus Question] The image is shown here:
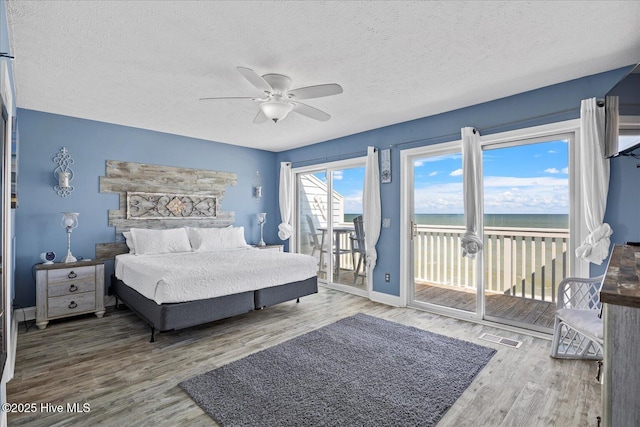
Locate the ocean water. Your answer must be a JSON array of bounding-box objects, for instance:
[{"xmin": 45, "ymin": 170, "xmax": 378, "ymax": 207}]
[
  {"xmin": 415, "ymin": 214, "xmax": 568, "ymax": 229},
  {"xmin": 344, "ymin": 214, "xmax": 568, "ymax": 229}
]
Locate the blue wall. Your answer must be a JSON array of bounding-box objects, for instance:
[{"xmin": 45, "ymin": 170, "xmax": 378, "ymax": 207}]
[
  {"xmin": 13, "ymin": 110, "xmax": 278, "ymax": 308},
  {"xmin": 278, "ymin": 66, "xmax": 634, "ymax": 296}
]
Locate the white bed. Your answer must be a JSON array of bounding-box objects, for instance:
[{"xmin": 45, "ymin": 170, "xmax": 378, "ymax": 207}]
[
  {"xmin": 110, "ymin": 226, "xmax": 319, "ymax": 341},
  {"xmin": 115, "ymin": 248, "xmax": 317, "ymax": 304}
]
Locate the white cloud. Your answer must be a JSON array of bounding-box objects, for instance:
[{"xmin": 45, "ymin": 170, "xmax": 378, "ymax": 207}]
[
  {"xmin": 414, "ymin": 160, "xmax": 424, "ymax": 167},
  {"xmin": 414, "ymin": 175, "xmax": 569, "ymax": 214},
  {"xmin": 429, "ymin": 171, "xmax": 438, "ymax": 176},
  {"xmin": 544, "ymin": 168, "xmax": 560, "ymax": 174},
  {"xmin": 483, "ymin": 175, "xmax": 567, "ymax": 188},
  {"xmin": 450, "ymin": 168, "xmax": 463, "ymax": 177},
  {"xmin": 548, "ymin": 150, "xmax": 557, "ymax": 154},
  {"xmin": 341, "ymin": 189, "xmax": 363, "ymax": 214},
  {"xmin": 332, "ymin": 171, "xmax": 343, "ymax": 181},
  {"xmin": 561, "ymin": 167, "xmax": 568, "ymax": 174}
]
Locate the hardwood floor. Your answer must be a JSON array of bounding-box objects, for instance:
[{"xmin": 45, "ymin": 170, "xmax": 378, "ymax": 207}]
[{"xmin": 7, "ymin": 287, "xmax": 600, "ymax": 426}]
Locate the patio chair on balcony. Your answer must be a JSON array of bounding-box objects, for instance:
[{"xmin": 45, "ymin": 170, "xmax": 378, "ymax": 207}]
[
  {"xmin": 349, "ymin": 215, "xmax": 366, "ymax": 285},
  {"xmin": 306, "ymin": 214, "xmax": 323, "ymax": 258},
  {"xmin": 305, "ymin": 214, "xmax": 348, "ymax": 275},
  {"xmin": 550, "ymin": 275, "xmax": 604, "ymax": 360}
]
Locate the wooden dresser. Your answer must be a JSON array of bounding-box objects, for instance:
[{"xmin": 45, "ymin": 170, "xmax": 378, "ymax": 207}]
[
  {"xmin": 35, "ymin": 260, "xmax": 105, "ymax": 330},
  {"xmin": 600, "ymin": 244, "xmax": 640, "ymax": 427}
]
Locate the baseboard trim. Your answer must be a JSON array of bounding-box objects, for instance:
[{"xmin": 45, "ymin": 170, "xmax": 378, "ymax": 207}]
[
  {"xmin": 370, "ymin": 290, "xmax": 403, "ymax": 307},
  {"xmin": 13, "ymin": 306, "xmax": 35, "ymax": 322}
]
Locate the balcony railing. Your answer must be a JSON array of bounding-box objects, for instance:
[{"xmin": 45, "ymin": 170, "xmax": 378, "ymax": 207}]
[{"xmin": 414, "ymin": 224, "xmax": 570, "ymax": 303}]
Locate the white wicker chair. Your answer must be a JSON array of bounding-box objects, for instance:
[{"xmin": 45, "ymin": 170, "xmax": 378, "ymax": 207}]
[{"xmin": 550, "ymin": 275, "xmax": 604, "ymax": 359}]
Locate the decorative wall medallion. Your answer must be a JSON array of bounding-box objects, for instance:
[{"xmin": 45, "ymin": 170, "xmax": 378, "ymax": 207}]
[
  {"xmin": 127, "ymin": 192, "xmax": 217, "ymax": 219},
  {"xmin": 166, "ymin": 197, "xmax": 186, "ymax": 216}
]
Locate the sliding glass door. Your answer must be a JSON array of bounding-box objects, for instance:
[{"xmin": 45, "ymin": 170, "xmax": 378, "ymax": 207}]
[
  {"xmin": 403, "ymin": 123, "xmax": 578, "ymax": 332},
  {"xmin": 481, "ymin": 137, "xmax": 570, "ymax": 331},
  {"xmin": 410, "ymin": 143, "xmax": 477, "ymax": 314},
  {"xmin": 294, "ymin": 159, "xmax": 366, "ymax": 295}
]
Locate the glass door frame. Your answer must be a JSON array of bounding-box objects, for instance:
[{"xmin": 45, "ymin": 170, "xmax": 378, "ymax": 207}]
[
  {"xmin": 401, "ymin": 140, "xmax": 482, "ymax": 322},
  {"xmin": 400, "ymin": 119, "xmax": 586, "ymax": 329},
  {"xmin": 292, "ymin": 156, "xmax": 369, "ymax": 298}
]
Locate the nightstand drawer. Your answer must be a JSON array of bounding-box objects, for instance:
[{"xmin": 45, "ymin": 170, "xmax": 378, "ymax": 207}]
[
  {"xmin": 48, "ymin": 279, "xmax": 95, "ymax": 297},
  {"xmin": 47, "ymin": 266, "xmax": 96, "ymax": 285},
  {"xmin": 35, "ymin": 260, "xmax": 106, "ymax": 329},
  {"xmin": 48, "ymin": 292, "xmax": 96, "ymax": 318}
]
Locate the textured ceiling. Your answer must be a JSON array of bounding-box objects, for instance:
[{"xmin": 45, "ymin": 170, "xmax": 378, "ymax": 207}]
[{"xmin": 6, "ymin": 1, "xmax": 640, "ymax": 152}]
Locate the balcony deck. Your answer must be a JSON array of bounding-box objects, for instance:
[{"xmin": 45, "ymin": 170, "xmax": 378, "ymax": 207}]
[
  {"xmin": 415, "ymin": 281, "xmax": 557, "ymax": 330},
  {"xmin": 306, "ymin": 222, "xmax": 564, "ymax": 332}
]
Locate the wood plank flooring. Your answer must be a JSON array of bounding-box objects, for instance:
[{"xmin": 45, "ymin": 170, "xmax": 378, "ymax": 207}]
[
  {"xmin": 415, "ymin": 282, "xmax": 557, "ymax": 330},
  {"xmin": 7, "ymin": 287, "xmax": 600, "ymax": 426}
]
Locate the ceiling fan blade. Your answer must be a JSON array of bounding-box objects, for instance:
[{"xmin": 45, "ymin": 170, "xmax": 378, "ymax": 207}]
[
  {"xmin": 253, "ymin": 109, "xmax": 268, "ymax": 124},
  {"xmin": 288, "ymin": 83, "xmax": 343, "ymax": 100},
  {"xmin": 199, "ymin": 96, "xmax": 257, "ymax": 101},
  {"xmin": 237, "ymin": 66, "xmax": 273, "ymax": 93},
  {"xmin": 291, "ymin": 102, "xmax": 331, "ymax": 121}
]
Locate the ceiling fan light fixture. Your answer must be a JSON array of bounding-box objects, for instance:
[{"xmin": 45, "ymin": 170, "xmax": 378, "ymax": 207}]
[{"xmin": 260, "ymin": 100, "xmax": 294, "ymax": 123}]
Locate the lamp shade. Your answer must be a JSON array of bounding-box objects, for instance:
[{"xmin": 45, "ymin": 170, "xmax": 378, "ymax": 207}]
[
  {"xmin": 260, "ymin": 100, "xmax": 293, "ymax": 122},
  {"xmin": 61, "ymin": 212, "xmax": 79, "ymax": 229}
]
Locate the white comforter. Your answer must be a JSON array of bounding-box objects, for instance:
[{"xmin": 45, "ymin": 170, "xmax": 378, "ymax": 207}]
[{"xmin": 114, "ymin": 247, "xmax": 317, "ymax": 304}]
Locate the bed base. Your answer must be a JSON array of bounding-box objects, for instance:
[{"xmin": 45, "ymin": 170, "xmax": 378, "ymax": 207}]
[{"xmin": 111, "ymin": 275, "xmax": 318, "ymax": 342}]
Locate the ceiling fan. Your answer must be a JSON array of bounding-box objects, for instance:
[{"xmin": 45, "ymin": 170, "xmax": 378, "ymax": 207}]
[{"xmin": 200, "ymin": 67, "xmax": 343, "ymax": 123}]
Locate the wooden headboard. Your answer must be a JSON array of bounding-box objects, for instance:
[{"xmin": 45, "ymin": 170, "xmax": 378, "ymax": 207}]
[{"xmin": 96, "ymin": 160, "xmax": 238, "ymax": 260}]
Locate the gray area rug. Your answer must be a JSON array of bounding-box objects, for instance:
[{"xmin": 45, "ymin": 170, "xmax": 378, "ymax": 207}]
[{"xmin": 180, "ymin": 313, "xmax": 496, "ymax": 427}]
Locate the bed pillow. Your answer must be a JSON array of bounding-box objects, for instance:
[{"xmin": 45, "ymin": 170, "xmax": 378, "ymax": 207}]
[
  {"xmin": 123, "ymin": 231, "xmax": 136, "ymax": 254},
  {"xmin": 221, "ymin": 226, "xmax": 249, "ymax": 248},
  {"xmin": 130, "ymin": 228, "xmax": 192, "ymax": 256},
  {"xmin": 187, "ymin": 226, "xmax": 248, "ymax": 251}
]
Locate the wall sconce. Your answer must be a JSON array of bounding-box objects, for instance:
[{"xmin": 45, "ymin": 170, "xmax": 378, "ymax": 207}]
[
  {"xmin": 53, "ymin": 147, "xmax": 75, "ymax": 198},
  {"xmin": 253, "ymin": 170, "xmax": 262, "ymax": 202}
]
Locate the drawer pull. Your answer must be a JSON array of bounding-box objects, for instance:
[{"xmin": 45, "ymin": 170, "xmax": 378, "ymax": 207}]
[
  {"xmin": 596, "ymin": 361, "xmax": 603, "ymax": 382},
  {"xmin": 67, "ymin": 271, "xmax": 77, "ymax": 279},
  {"xmin": 69, "ymin": 284, "xmax": 78, "ymax": 292},
  {"xmin": 68, "ymin": 301, "xmax": 77, "ymax": 309}
]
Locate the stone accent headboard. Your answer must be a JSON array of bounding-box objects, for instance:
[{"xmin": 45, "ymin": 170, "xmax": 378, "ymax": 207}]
[{"xmin": 96, "ymin": 160, "xmax": 237, "ymax": 259}]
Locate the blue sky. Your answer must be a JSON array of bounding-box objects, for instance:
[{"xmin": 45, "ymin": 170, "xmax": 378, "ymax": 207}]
[
  {"xmin": 328, "ymin": 139, "xmax": 569, "ymax": 215},
  {"xmin": 415, "ymin": 139, "xmax": 569, "ymax": 214}
]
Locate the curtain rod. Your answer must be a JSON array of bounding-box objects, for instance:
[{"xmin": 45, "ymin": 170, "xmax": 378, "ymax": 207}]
[
  {"xmin": 390, "ymin": 106, "xmax": 580, "ymax": 150},
  {"xmin": 290, "ymin": 148, "xmax": 375, "ymax": 168}
]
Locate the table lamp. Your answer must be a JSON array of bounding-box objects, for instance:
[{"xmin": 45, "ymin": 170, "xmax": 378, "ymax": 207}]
[{"xmin": 61, "ymin": 212, "xmax": 79, "ymax": 263}]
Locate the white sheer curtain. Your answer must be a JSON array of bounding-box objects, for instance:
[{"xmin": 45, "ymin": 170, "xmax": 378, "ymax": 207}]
[
  {"xmin": 604, "ymin": 96, "xmax": 619, "ymax": 158},
  {"xmin": 461, "ymin": 127, "xmax": 483, "ymax": 259},
  {"xmin": 278, "ymin": 162, "xmax": 293, "ymax": 240},
  {"xmin": 364, "ymin": 146, "xmax": 381, "ymax": 279},
  {"xmin": 576, "ymin": 98, "xmax": 612, "ymax": 264}
]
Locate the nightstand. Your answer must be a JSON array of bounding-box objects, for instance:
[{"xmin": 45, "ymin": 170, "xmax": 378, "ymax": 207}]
[
  {"xmin": 35, "ymin": 259, "xmax": 105, "ymax": 330},
  {"xmin": 253, "ymin": 244, "xmax": 284, "ymax": 252}
]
